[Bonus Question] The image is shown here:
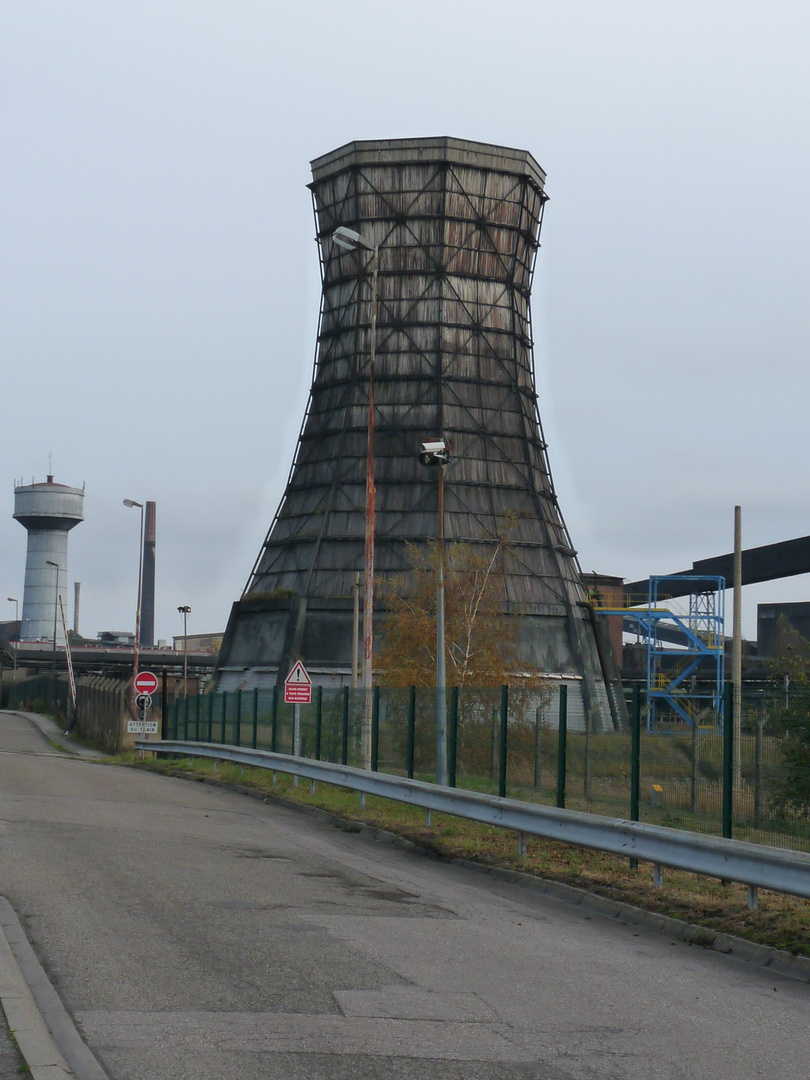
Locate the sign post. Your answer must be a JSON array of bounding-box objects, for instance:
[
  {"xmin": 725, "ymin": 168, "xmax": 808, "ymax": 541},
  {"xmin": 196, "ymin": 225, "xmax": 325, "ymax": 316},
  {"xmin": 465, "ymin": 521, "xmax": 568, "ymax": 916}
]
[
  {"xmin": 129, "ymin": 672, "xmax": 160, "ymax": 754},
  {"xmin": 285, "ymin": 662, "xmax": 311, "ymax": 786}
]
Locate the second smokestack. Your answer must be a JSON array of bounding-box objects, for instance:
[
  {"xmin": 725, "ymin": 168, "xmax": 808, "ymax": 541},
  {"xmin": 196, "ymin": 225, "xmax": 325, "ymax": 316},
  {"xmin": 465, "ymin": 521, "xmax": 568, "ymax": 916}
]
[{"xmin": 140, "ymin": 501, "xmax": 156, "ymax": 647}]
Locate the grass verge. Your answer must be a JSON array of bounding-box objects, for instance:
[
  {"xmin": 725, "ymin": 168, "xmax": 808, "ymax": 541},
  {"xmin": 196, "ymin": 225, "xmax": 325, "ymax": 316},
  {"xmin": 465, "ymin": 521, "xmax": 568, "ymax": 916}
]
[{"xmin": 127, "ymin": 753, "xmax": 810, "ymax": 959}]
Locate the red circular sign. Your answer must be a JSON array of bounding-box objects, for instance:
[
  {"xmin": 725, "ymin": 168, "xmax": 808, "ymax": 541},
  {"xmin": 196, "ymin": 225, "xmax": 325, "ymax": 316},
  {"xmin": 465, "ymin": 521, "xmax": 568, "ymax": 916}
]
[{"xmin": 134, "ymin": 671, "xmax": 159, "ymax": 694}]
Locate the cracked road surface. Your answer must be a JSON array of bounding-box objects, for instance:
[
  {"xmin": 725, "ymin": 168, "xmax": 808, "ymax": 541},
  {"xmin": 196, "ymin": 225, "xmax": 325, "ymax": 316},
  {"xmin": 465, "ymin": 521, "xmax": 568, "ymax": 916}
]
[{"xmin": 1, "ymin": 710, "xmax": 808, "ymax": 1078}]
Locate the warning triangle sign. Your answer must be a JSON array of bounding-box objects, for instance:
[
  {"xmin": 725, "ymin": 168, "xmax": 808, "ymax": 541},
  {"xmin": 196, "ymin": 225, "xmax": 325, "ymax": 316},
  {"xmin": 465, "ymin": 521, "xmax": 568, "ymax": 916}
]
[{"xmin": 285, "ymin": 661, "xmax": 311, "ymax": 686}]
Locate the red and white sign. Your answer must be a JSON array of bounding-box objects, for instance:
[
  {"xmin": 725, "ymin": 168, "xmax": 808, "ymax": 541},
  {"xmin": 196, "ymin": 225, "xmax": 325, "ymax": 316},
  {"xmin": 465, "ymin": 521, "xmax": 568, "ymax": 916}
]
[
  {"xmin": 284, "ymin": 661, "xmax": 312, "ymax": 704},
  {"xmin": 134, "ymin": 670, "xmax": 159, "ymax": 695}
]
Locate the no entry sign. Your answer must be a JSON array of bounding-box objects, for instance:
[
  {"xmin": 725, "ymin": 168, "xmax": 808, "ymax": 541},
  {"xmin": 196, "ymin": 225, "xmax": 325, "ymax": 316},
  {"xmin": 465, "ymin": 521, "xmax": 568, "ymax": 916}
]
[
  {"xmin": 134, "ymin": 670, "xmax": 159, "ymax": 695},
  {"xmin": 284, "ymin": 661, "xmax": 312, "ymax": 704}
]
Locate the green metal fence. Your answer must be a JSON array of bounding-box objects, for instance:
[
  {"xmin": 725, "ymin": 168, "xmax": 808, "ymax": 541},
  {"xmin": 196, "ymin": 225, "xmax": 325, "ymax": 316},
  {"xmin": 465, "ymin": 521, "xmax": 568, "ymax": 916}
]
[{"xmin": 166, "ymin": 682, "xmax": 810, "ymax": 854}]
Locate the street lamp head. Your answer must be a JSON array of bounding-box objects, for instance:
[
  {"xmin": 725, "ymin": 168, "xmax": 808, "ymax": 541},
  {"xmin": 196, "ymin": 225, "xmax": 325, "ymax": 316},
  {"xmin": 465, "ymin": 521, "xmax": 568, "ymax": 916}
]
[
  {"xmin": 7, "ymin": 597, "xmax": 17, "ymax": 603},
  {"xmin": 46, "ymin": 560, "xmax": 58, "ymax": 568},
  {"xmin": 333, "ymin": 225, "xmax": 375, "ymax": 253},
  {"xmin": 178, "ymin": 605, "xmax": 191, "ymax": 614},
  {"xmin": 123, "ymin": 498, "xmax": 143, "ymax": 509}
]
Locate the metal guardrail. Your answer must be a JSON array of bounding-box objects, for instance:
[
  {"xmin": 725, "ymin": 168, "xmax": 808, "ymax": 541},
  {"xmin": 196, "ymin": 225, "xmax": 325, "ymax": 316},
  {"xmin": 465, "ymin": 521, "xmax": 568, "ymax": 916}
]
[{"xmin": 137, "ymin": 739, "xmax": 810, "ymax": 901}]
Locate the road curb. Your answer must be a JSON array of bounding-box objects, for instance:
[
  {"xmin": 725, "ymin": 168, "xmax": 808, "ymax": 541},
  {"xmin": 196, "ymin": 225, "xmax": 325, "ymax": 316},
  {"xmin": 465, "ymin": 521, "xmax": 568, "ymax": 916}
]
[
  {"xmin": 150, "ymin": 764, "xmax": 810, "ymax": 986},
  {"xmin": 0, "ymin": 898, "xmax": 111, "ymax": 1080}
]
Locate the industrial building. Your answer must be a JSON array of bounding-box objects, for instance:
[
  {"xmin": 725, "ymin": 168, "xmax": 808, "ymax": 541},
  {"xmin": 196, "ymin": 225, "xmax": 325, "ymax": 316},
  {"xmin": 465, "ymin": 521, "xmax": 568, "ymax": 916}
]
[{"xmin": 217, "ymin": 137, "xmax": 623, "ymax": 731}]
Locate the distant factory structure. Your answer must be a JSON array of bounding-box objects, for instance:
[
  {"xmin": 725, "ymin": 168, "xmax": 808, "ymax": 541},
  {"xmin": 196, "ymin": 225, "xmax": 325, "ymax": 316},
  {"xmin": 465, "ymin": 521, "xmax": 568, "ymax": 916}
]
[
  {"xmin": 217, "ymin": 137, "xmax": 624, "ymax": 730},
  {"xmin": 13, "ymin": 474, "xmax": 84, "ymax": 643},
  {"xmin": 140, "ymin": 501, "xmax": 157, "ymax": 647}
]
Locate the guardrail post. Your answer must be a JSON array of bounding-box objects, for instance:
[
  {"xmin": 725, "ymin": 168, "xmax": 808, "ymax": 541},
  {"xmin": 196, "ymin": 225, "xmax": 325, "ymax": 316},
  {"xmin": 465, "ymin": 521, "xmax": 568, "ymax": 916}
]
[
  {"xmin": 371, "ymin": 687, "xmax": 380, "ymax": 771},
  {"xmin": 499, "ymin": 685, "xmax": 508, "ymax": 798},
  {"xmin": 220, "ymin": 692, "xmax": 227, "ymax": 744},
  {"xmin": 406, "ymin": 686, "xmax": 415, "ymax": 779},
  {"xmin": 448, "ymin": 686, "xmax": 458, "ymax": 788},
  {"xmin": 341, "ymin": 687, "xmax": 349, "ymax": 766},
  {"xmin": 723, "ymin": 682, "xmax": 733, "ymax": 839},
  {"xmin": 315, "ymin": 685, "xmax": 323, "ymax": 760},
  {"xmin": 556, "ymin": 684, "xmax": 567, "ymax": 809},
  {"xmin": 207, "ymin": 692, "xmax": 214, "ymax": 742},
  {"xmin": 270, "ymin": 687, "xmax": 278, "ymax": 753},
  {"xmin": 252, "ymin": 687, "xmax": 258, "ymax": 750}
]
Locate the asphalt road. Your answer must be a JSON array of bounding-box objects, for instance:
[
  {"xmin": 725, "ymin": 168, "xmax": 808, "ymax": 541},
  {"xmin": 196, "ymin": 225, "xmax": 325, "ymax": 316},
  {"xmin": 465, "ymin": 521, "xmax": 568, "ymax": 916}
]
[{"xmin": 1, "ymin": 709, "xmax": 809, "ymax": 1080}]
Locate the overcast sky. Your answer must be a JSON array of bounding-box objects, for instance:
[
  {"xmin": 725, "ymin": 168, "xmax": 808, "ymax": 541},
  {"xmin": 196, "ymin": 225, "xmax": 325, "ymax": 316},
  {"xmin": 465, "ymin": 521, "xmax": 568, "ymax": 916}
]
[{"xmin": 2, "ymin": 1, "xmax": 808, "ymax": 643}]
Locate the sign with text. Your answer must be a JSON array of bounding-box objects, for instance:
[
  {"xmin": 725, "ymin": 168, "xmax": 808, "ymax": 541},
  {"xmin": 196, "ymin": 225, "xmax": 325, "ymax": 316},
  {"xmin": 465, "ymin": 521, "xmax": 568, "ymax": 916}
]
[
  {"xmin": 284, "ymin": 661, "xmax": 312, "ymax": 704},
  {"xmin": 127, "ymin": 720, "xmax": 159, "ymax": 735}
]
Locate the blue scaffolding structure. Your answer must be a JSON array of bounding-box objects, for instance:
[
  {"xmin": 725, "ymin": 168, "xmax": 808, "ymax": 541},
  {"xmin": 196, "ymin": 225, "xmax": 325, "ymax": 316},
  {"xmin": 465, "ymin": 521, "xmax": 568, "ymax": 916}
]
[
  {"xmin": 592, "ymin": 575, "xmax": 725, "ymax": 730},
  {"xmin": 643, "ymin": 575, "xmax": 725, "ymax": 730}
]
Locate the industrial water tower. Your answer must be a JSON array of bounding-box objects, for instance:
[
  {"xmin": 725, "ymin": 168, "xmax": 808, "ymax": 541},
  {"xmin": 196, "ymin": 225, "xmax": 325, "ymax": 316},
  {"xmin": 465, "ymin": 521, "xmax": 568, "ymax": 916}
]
[{"xmin": 13, "ymin": 475, "xmax": 84, "ymax": 643}]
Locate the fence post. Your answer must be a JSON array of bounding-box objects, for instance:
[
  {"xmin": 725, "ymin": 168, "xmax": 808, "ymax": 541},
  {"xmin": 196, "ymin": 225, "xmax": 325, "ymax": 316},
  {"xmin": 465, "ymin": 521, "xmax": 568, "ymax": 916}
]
[
  {"xmin": 271, "ymin": 687, "xmax": 278, "ymax": 753},
  {"xmin": 722, "ymin": 682, "xmax": 734, "ymax": 840},
  {"xmin": 448, "ymin": 686, "xmax": 458, "ymax": 788},
  {"xmin": 315, "ymin": 686, "xmax": 323, "ymax": 761},
  {"xmin": 184, "ymin": 695, "xmax": 190, "ymax": 740},
  {"xmin": 195, "ymin": 693, "xmax": 201, "ymax": 740},
  {"xmin": 220, "ymin": 692, "xmax": 227, "ymax": 744},
  {"xmin": 498, "ymin": 685, "xmax": 508, "ymax": 798},
  {"xmin": 556, "ymin": 684, "xmax": 568, "ymax": 809},
  {"xmin": 252, "ymin": 687, "xmax": 259, "ymax": 750},
  {"xmin": 235, "ymin": 690, "xmax": 242, "ymax": 746},
  {"xmin": 371, "ymin": 687, "xmax": 380, "ymax": 771},
  {"xmin": 207, "ymin": 692, "xmax": 214, "ymax": 742},
  {"xmin": 534, "ymin": 706, "xmax": 542, "ymax": 790},
  {"xmin": 490, "ymin": 707, "xmax": 497, "ymax": 781},
  {"xmin": 691, "ymin": 714, "xmax": 699, "ymax": 813},
  {"xmin": 754, "ymin": 703, "xmax": 764, "ymax": 829},
  {"xmin": 631, "ymin": 685, "xmax": 641, "ymax": 823},
  {"xmin": 341, "ymin": 686, "xmax": 349, "ymax": 766},
  {"xmin": 406, "ymin": 686, "xmax": 416, "ymax": 779},
  {"xmin": 161, "ymin": 670, "xmax": 168, "ymax": 740},
  {"xmin": 630, "ymin": 685, "xmax": 641, "ymax": 869}
]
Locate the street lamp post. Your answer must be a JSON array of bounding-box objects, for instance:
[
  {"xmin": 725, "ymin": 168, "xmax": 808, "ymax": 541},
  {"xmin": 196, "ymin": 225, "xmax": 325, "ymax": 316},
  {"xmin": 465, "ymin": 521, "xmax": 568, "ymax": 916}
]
[
  {"xmin": 123, "ymin": 500, "xmax": 144, "ymax": 705},
  {"xmin": 418, "ymin": 439, "xmax": 451, "ymax": 785},
  {"xmin": 333, "ymin": 225, "xmax": 379, "ymax": 770},
  {"xmin": 7, "ymin": 597, "xmax": 18, "ymax": 681},
  {"xmin": 178, "ymin": 605, "xmax": 191, "ymax": 696}
]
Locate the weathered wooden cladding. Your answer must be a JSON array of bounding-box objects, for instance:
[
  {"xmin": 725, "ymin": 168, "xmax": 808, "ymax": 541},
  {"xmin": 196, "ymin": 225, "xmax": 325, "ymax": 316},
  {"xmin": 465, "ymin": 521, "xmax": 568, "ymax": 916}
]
[{"xmin": 216, "ymin": 138, "xmax": 619, "ymax": 728}]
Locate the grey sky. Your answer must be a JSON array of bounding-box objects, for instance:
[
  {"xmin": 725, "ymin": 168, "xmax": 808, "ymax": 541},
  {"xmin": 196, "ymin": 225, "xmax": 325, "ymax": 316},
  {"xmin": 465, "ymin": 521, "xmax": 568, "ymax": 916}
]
[{"xmin": 2, "ymin": 1, "xmax": 808, "ymax": 642}]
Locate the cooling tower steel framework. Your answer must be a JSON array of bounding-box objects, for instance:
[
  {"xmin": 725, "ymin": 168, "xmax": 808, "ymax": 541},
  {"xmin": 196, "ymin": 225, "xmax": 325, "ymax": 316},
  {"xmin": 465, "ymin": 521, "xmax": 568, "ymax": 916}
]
[{"xmin": 218, "ymin": 137, "xmax": 620, "ymax": 730}]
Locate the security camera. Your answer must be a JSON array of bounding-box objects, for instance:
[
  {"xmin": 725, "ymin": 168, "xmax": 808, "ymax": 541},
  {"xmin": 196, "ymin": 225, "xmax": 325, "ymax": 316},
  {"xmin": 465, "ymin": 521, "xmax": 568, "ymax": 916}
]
[{"xmin": 419, "ymin": 439, "xmax": 450, "ymax": 467}]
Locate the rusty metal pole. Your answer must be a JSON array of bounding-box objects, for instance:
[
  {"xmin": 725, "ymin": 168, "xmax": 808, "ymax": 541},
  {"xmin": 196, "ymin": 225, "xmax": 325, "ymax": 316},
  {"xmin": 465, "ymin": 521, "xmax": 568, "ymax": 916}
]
[{"xmin": 361, "ymin": 244, "xmax": 379, "ymax": 770}]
